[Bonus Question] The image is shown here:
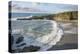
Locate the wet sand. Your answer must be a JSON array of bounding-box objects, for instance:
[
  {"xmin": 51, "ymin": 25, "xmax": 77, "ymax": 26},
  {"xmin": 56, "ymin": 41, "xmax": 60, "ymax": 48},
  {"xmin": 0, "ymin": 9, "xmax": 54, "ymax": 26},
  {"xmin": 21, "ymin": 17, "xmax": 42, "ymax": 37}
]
[{"xmin": 48, "ymin": 21, "xmax": 78, "ymax": 50}]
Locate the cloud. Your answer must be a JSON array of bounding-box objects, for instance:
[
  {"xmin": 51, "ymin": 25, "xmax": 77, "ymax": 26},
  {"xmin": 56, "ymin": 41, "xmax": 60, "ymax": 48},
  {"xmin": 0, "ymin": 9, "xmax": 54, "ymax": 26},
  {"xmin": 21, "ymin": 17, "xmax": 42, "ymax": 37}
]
[{"xmin": 10, "ymin": 1, "xmax": 78, "ymax": 13}]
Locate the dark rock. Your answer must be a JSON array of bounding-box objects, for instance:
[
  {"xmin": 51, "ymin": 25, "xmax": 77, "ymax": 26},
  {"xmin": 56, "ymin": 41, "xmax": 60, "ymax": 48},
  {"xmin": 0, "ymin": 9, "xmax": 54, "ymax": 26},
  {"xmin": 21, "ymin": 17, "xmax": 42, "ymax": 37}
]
[
  {"xmin": 21, "ymin": 45, "xmax": 40, "ymax": 52},
  {"xmin": 11, "ymin": 36, "xmax": 14, "ymax": 46},
  {"xmin": 17, "ymin": 43, "xmax": 26, "ymax": 47},
  {"xmin": 16, "ymin": 37, "xmax": 24, "ymax": 44}
]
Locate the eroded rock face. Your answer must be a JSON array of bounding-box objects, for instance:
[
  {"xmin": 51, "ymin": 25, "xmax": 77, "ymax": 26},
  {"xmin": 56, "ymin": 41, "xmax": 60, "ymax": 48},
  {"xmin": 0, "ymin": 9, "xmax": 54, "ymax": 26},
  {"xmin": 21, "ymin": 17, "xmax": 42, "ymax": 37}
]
[{"xmin": 11, "ymin": 20, "xmax": 64, "ymax": 52}]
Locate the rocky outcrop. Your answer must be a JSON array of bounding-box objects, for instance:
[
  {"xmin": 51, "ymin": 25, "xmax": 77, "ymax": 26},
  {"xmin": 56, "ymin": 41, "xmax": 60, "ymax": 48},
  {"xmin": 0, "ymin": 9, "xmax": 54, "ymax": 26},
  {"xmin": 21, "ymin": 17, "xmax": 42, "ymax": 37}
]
[
  {"xmin": 25, "ymin": 11, "xmax": 78, "ymax": 21},
  {"xmin": 53, "ymin": 11, "xmax": 78, "ymax": 21}
]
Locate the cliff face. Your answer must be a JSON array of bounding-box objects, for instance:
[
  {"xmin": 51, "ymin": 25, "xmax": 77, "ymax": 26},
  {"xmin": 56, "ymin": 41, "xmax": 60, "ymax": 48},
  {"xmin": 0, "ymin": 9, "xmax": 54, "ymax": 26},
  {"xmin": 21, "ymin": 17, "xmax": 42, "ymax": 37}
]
[
  {"xmin": 53, "ymin": 11, "xmax": 78, "ymax": 21},
  {"xmin": 31, "ymin": 11, "xmax": 78, "ymax": 21}
]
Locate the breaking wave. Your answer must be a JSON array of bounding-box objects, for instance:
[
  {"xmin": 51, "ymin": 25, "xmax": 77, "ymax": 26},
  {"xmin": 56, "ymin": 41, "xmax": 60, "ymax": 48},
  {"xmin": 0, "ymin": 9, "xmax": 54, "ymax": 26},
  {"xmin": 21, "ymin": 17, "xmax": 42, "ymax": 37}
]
[{"xmin": 11, "ymin": 20, "xmax": 64, "ymax": 51}]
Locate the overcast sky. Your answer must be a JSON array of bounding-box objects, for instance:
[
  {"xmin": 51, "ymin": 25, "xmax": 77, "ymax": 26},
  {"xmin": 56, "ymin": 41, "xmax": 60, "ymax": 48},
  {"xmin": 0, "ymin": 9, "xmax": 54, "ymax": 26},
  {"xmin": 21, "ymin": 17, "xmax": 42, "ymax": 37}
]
[{"xmin": 11, "ymin": 1, "xmax": 78, "ymax": 13}]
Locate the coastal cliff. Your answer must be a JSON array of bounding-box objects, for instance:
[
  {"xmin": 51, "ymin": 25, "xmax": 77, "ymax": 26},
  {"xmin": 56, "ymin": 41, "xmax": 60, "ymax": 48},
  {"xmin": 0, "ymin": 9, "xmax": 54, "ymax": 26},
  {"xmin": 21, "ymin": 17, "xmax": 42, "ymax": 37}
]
[
  {"xmin": 53, "ymin": 11, "xmax": 78, "ymax": 21},
  {"xmin": 31, "ymin": 11, "xmax": 78, "ymax": 21}
]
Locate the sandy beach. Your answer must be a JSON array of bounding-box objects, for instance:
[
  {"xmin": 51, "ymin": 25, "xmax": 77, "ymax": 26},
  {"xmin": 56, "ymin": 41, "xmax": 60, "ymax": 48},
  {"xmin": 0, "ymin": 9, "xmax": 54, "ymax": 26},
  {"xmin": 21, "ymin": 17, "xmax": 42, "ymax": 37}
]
[{"xmin": 48, "ymin": 21, "xmax": 78, "ymax": 50}]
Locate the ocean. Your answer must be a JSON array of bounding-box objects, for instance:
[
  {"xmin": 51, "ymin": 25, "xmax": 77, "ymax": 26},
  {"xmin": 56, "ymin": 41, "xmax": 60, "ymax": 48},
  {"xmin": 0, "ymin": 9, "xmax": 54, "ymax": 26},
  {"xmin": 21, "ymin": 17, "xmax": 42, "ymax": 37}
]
[{"xmin": 9, "ymin": 13, "xmax": 50, "ymax": 18}]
